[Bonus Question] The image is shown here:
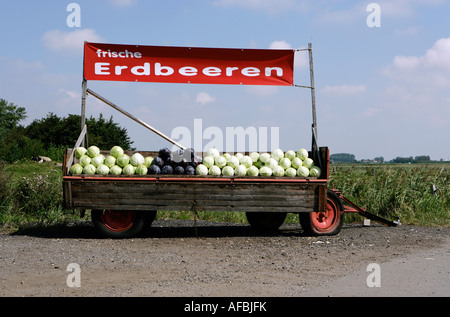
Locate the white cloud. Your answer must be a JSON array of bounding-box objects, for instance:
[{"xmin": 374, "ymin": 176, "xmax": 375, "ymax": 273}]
[
  {"xmin": 321, "ymin": 84, "xmax": 367, "ymax": 96},
  {"xmin": 269, "ymin": 40, "xmax": 308, "ymax": 68},
  {"xmin": 383, "ymin": 37, "xmax": 450, "ymax": 86},
  {"xmin": 58, "ymin": 88, "xmax": 79, "ymax": 99},
  {"xmin": 196, "ymin": 92, "xmax": 216, "ymax": 105},
  {"xmin": 42, "ymin": 29, "xmax": 106, "ymax": 54},
  {"xmin": 423, "ymin": 37, "xmax": 450, "ymax": 69},
  {"xmin": 380, "ymin": 37, "xmax": 450, "ymax": 127}
]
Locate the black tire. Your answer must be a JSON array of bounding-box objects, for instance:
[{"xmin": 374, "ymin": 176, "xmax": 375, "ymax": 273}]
[
  {"xmin": 246, "ymin": 212, "xmax": 287, "ymax": 232},
  {"xmin": 299, "ymin": 189, "xmax": 344, "ymax": 236},
  {"xmin": 91, "ymin": 209, "xmax": 146, "ymax": 239}
]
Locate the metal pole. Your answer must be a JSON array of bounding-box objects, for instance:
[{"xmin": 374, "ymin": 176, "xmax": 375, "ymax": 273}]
[
  {"xmin": 86, "ymin": 88, "xmax": 186, "ymax": 150},
  {"xmin": 308, "ymin": 43, "xmax": 317, "ymax": 143},
  {"xmin": 307, "ymin": 43, "xmax": 322, "ymax": 169},
  {"xmin": 80, "ymin": 79, "xmax": 87, "ymax": 147}
]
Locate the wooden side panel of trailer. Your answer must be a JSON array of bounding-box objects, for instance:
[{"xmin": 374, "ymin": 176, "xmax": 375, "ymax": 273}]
[{"xmin": 64, "ymin": 178, "xmax": 326, "ymax": 213}]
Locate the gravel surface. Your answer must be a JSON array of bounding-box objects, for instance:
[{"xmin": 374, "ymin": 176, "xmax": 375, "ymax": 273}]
[{"xmin": 0, "ymin": 219, "xmax": 448, "ymax": 297}]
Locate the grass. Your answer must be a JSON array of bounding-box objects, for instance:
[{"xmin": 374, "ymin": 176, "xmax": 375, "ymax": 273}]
[
  {"xmin": 0, "ymin": 160, "xmax": 79, "ymax": 229},
  {"xmin": 329, "ymin": 163, "xmax": 449, "ymax": 226},
  {"xmin": 0, "ymin": 160, "xmax": 448, "ymax": 230},
  {"xmin": 157, "ymin": 210, "xmax": 299, "ymax": 225}
]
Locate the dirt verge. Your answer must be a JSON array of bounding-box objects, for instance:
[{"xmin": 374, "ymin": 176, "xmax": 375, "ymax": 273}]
[{"xmin": 0, "ymin": 219, "xmax": 448, "ymax": 297}]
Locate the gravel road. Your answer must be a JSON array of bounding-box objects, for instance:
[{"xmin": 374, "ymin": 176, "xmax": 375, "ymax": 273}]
[{"xmin": 0, "ymin": 219, "xmax": 448, "ymax": 297}]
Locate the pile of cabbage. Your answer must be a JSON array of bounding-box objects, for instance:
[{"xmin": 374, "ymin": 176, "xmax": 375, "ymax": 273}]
[
  {"xmin": 70, "ymin": 145, "xmax": 153, "ymax": 176},
  {"xmin": 69, "ymin": 146, "xmax": 201, "ymax": 176},
  {"xmin": 194, "ymin": 148, "xmax": 321, "ymax": 178},
  {"xmin": 69, "ymin": 146, "xmax": 321, "ymax": 178}
]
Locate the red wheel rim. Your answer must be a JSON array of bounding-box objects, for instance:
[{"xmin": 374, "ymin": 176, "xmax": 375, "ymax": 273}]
[
  {"xmin": 311, "ymin": 198, "xmax": 339, "ymax": 233},
  {"xmin": 100, "ymin": 210, "xmax": 136, "ymax": 232}
]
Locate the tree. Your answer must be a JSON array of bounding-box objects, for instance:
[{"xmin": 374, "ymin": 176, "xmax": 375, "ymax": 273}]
[
  {"xmin": 330, "ymin": 153, "xmax": 356, "ymax": 163},
  {"xmin": 85, "ymin": 114, "xmax": 135, "ymax": 150},
  {"xmin": 24, "ymin": 113, "xmax": 134, "ymax": 150},
  {"xmin": 414, "ymin": 155, "xmax": 430, "ymax": 163},
  {"xmin": 0, "ymin": 99, "xmax": 27, "ymax": 142},
  {"xmin": 392, "ymin": 156, "xmax": 413, "ymax": 163},
  {"xmin": 0, "ymin": 100, "xmax": 135, "ymax": 162}
]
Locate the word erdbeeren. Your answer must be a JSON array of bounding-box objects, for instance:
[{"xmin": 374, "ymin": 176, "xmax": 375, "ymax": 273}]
[{"xmin": 94, "ymin": 61, "xmax": 284, "ymax": 78}]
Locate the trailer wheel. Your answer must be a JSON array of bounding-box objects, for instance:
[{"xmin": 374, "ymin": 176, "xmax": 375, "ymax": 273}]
[
  {"xmin": 91, "ymin": 210, "xmax": 146, "ymax": 239},
  {"xmin": 246, "ymin": 212, "xmax": 287, "ymax": 232},
  {"xmin": 299, "ymin": 190, "xmax": 344, "ymax": 236}
]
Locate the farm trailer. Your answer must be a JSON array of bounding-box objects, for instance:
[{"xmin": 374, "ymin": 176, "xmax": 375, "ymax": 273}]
[
  {"xmin": 62, "ymin": 42, "xmax": 398, "ymax": 238},
  {"xmin": 63, "ymin": 144, "xmax": 348, "ymax": 238}
]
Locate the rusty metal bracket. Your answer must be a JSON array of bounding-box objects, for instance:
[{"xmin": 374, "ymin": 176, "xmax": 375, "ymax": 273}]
[{"xmin": 331, "ymin": 189, "xmax": 400, "ymax": 227}]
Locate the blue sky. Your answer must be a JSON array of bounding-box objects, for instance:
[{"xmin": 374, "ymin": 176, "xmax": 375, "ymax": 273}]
[{"xmin": 1, "ymin": 0, "xmax": 449, "ymax": 160}]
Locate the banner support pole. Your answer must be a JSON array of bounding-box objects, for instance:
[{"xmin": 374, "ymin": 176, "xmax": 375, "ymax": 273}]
[
  {"xmin": 307, "ymin": 43, "xmax": 322, "ymax": 169},
  {"xmin": 80, "ymin": 78, "xmax": 87, "ymax": 147},
  {"xmin": 86, "ymin": 88, "xmax": 186, "ymax": 150},
  {"xmin": 308, "ymin": 43, "xmax": 317, "ymax": 145}
]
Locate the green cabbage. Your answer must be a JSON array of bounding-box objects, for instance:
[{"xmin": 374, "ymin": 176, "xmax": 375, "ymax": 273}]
[
  {"xmin": 91, "ymin": 154, "xmax": 105, "ymax": 167},
  {"xmin": 273, "ymin": 165, "xmax": 285, "ymax": 177},
  {"xmin": 222, "ymin": 166, "xmax": 234, "ymax": 176},
  {"xmin": 234, "ymin": 165, "xmax": 247, "ymax": 176},
  {"xmin": 247, "ymin": 166, "xmax": 259, "ymax": 176},
  {"xmin": 208, "ymin": 165, "xmax": 221, "ymax": 176},
  {"xmin": 195, "ymin": 164, "xmax": 208, "ymax": 175},
  {"xmin": 79, "ymin": 155, "xmax": 91, "ymax": 167},
  {"xmin": 70, "ymin": 163, "xmax": 83, "ymax": 175},
  {"xmin": 122, "ymin": 164, "xmax": 136, "ymax": 175},
  {"xmin": 87, "ymin": 146, "xmax": 100, "ymax": 158},
  {"xmin": 279, "ymin": 158, "xmax": 291, "ymax": 169},
  {"xmin": 285, "ymin": 167, "xmax": 297, "ymax": 177},
  {"xmin": 130, "ymin": 153, "xmax": 145, "ymax": 167},
  {"xmin": 110, "ymin": 146, "xmax": 124, "ymax": 158},
  {"xmin": 96, "ymin": 164, "xmax": 110, "ymax": 175},
  {"xmin": 135, "ymin": 165, "xmax": 148, "ymax": 175},
  {"xmin": 75, "ymin": 147, "xmax": 87, "ymax": 159},
  {"xmin": 110, "ymin": 165, "xmax": 122, "ymax": 175},
  {"xmin": 104, "ymin": 156, "xmax": 116, "ymax": 168},
  {"xmin": 297, "ymin": 166, "xmax": 309, "ymax": 178},
  {"xmin": 83, "ymin": 164, "xmax": 96, "ymax": 175},
  {"xmin": 116, "ymin": 154, "xmax": 130, "ymax": 168},
  {"xmin": 309, "ymin": 166, "xmax": 321, "ymax": 178},
  {"xmin": 259, "ymin": 166, "xmax": 272, "ymax": 176}
]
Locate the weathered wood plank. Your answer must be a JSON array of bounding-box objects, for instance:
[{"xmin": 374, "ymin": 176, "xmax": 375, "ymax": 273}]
[
  {"xmin": 71, "ymin": 201, "xmax": 313, "ymax": 213},
  {"xmin": 68, "ymin": 178, "xmax": 320, "ymax": 213}
]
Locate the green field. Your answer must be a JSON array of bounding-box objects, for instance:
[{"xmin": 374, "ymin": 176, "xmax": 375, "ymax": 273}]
[
  {"xmin": 329, "ymin": 163, "xmax": 449, "ymax": 226},
  {"xmin": 0, "ymin": 160, "xmax": 448, "ymax": 229}
]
